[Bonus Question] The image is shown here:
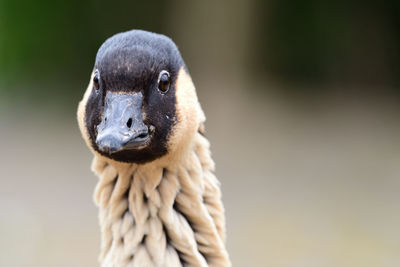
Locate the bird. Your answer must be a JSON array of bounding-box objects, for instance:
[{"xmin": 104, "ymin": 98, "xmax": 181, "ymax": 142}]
[{"xmin": 77, "ymin": 30, "xmax": 231, "ymax": 267}]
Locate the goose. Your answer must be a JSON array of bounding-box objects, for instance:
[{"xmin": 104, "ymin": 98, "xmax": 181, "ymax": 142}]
[{"xmin": 77, "ymin": 30, "xmax": 231, "ymax": 267}]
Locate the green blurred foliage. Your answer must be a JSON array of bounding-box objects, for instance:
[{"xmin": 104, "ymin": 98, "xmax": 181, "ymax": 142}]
[
  {"xmin": 0, "ymin": 0, "xmax": 167, "ymax": 103},
  {"xmin": 0, "ymin": 0, "xmax": 399, "ymax": 106},
  {"xmin": 255, "ymin": 1, "xmax": 400, "ymax": 86}
]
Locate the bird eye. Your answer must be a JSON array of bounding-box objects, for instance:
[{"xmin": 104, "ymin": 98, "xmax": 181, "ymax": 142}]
[
  {"xmin": 158, "ymin": 71, "xmax": 170, "ymax": 93},
  {"xmin": 93, "ymin": 70, "xmax": 100, "ymax": 90}
]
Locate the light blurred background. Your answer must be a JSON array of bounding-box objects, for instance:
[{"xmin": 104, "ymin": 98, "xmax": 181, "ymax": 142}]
[{"xmin": 1, "ymin": 1, "xmax": 400, "ymax": 266}]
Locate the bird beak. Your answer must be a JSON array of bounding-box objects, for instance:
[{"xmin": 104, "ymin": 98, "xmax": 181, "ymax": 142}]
[{"xmin": 95, "ymin": 91, "xmax": 150, "ymax": 153}]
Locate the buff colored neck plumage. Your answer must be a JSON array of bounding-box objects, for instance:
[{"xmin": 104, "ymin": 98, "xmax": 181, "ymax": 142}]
[{"xmin": 91, "ymin": 128, "xmax": 231, "ymax": 267}]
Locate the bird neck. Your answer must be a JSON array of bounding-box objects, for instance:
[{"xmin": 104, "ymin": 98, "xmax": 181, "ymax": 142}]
[{"xmin": 92, "ymin": 131, "xmax": 231, "ymax": 266}]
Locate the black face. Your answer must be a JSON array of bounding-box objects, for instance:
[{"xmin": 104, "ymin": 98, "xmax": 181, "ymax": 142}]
[{"xmin": 85, "ymin": 30, "xmax": 186, "ymax": 163}]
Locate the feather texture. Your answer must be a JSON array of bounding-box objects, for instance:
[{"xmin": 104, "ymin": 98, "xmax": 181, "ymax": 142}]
[
  {"xmin": 77, "ymin": 32, "xmax": 231, "ymax": 266},
  {"xmin": 92, "ymin": 131, "xmax": 231, "ymax": 266}
]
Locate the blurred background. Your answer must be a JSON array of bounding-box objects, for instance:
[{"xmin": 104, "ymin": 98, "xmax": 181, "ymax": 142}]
[{"xmin": 1, "ymin": 1, "xmax": 400, "ymax": 266}]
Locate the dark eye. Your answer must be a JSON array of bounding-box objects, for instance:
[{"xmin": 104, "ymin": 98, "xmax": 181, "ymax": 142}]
[
  {"xmin": 158, "ymin": 71, "xmax": 170, "ymax": 93},
  {"xmin": 93, "ymin": 70, "xmax": 100, "ymax": 90}
]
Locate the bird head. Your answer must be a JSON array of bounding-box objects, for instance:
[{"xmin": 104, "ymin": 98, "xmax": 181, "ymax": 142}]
[{"xmin": 77, "ymin": 30, "xmax": 202, "ymax": 164}]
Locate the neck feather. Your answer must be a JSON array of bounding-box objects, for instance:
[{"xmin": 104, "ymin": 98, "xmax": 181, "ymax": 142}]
[{"xmin": 91, "ymin": 131, "xmax": 231, "ymax": 267}]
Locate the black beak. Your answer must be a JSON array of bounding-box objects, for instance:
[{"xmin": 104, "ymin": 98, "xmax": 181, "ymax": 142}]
[{"xmin": 96, "ymin": 91, "xmax": 150, "ymax": 153}]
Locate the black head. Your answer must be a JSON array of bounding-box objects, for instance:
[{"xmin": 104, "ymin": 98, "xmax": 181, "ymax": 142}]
[{"xmin": 81, "ymin": 30, "xmax": 187, "ymax": 163}]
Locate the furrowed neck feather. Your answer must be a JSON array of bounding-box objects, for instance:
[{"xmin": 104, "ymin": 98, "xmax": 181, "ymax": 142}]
[{"xmin": 92, "ymin": 131, "xmax": 231, "ymax": 266}]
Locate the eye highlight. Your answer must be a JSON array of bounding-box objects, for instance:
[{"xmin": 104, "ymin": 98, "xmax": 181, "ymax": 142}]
[
  {"xmin": 158, "ymin": 70, "xmax": 170, "ymax": 93},
  {"xmin": 93, "ymin": 70, "xmax": 100, "ymax": 90}
]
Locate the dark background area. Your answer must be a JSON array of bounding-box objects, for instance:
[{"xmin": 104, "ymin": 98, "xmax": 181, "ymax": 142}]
[
  {"xmin": 1, "ymin": 1, "xmax": 400, "ymax": 266},
  {"xmin": 1, "ymin": 1, "xmax": 399, "ymax": 104}
]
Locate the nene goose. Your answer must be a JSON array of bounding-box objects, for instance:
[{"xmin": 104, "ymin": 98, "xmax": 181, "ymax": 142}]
[{"xmin": 77, "ymin": 30, "xmax": 231, "ymax": 267}]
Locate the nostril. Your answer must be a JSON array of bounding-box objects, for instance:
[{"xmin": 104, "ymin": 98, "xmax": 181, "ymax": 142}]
[
  {"xmin": 127, "ymin": 118, "xmax": 132, "ymax": 128},
  {"xmin": 137, "ymin": 133, "xmax": 148, "ymax": 139}
]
